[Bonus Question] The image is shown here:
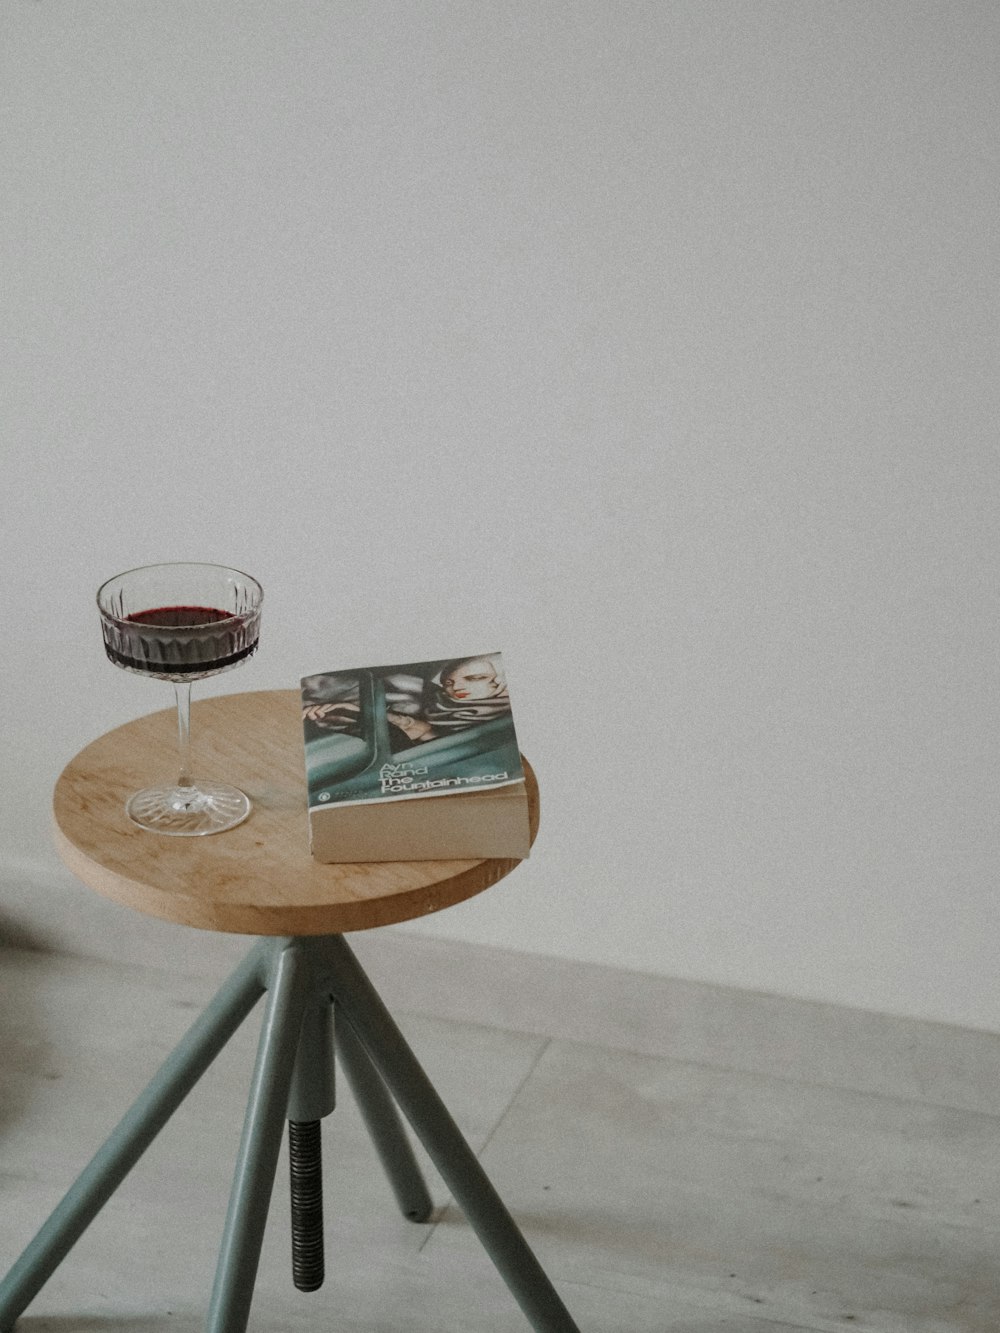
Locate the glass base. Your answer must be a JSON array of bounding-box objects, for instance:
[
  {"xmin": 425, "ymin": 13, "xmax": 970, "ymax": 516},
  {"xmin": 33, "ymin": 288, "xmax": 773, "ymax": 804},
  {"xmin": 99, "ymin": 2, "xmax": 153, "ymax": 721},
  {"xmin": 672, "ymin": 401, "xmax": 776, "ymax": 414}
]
[{"xmin": 126, "ymin": 782, "xmax": 251, "ymax": 836}]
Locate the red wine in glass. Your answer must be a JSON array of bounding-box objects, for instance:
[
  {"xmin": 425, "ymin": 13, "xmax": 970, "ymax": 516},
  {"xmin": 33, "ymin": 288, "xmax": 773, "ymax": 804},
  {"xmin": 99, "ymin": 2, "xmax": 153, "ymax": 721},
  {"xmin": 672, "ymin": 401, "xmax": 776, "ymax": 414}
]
[
  {"xmin": 97, "ymin": 564, "xmax": 263, "ymax": 835},
  {"xmin": 105, "ymin": 605, "xmax": 260, "ymax": 678}
]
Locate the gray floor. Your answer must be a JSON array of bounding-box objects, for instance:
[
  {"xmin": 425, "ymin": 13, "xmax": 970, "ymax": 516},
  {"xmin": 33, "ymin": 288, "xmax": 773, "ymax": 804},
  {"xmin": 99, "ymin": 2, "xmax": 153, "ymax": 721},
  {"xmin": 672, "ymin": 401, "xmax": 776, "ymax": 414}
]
[{"xmin": 1, "ymin": 940, "xmax": 999, "ymax": 1332}]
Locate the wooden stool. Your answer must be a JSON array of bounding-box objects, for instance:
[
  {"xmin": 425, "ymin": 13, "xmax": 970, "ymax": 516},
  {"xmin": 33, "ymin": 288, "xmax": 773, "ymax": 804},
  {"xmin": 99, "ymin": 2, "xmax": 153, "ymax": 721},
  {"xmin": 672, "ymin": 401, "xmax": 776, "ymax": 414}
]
[{"xmin": 0, "ymin": 690, "xmax": 579, "ymax": 1333}]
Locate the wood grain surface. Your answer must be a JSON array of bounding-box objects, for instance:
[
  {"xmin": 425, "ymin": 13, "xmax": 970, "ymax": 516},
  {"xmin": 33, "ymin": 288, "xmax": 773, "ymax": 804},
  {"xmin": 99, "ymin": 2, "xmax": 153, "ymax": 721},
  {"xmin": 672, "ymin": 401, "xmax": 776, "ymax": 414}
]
[{"xmin": 52, "ymin": 689, "xmax": 538, "ymax": 937}]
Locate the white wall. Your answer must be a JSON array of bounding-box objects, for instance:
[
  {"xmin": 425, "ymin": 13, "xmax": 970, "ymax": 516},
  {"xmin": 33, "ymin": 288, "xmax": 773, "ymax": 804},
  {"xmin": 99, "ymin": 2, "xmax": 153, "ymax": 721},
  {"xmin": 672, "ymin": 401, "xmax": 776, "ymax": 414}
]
[{"xmin": 3, "ymin": 1, "xmax": 998, "ymax": 1030}]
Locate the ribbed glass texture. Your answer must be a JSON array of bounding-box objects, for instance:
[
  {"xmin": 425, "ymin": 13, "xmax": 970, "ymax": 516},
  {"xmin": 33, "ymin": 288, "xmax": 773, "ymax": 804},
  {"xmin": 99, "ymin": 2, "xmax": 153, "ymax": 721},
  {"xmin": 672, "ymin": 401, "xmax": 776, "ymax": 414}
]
[{"xmin": 97, "ymin": 563, "xmax": 262, "ymax": 682}]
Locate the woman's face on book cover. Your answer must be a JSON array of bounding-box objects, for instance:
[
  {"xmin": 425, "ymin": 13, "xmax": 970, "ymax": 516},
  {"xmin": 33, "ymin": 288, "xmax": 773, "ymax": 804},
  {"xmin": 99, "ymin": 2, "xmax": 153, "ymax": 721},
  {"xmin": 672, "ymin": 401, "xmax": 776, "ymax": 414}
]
[{"xmin": 441, "ymin": 659, "xmax": 506, "ymax": 700}]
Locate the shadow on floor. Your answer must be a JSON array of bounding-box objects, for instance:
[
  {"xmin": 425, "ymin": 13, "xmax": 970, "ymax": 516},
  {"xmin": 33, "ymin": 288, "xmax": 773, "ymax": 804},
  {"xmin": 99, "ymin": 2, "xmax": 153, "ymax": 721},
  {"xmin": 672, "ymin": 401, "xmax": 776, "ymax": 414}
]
[{"xmin": 0, "ymin": 942, "xmax": 54, "ymax": 1134}]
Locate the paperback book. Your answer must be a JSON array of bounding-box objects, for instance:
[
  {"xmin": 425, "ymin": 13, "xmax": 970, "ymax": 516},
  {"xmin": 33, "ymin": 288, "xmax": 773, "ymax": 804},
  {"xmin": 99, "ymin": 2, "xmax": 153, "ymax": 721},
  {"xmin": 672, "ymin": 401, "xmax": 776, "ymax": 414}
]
[{"xmin": 301, "ymin": 653, "xmax": 530, "ymax": 862}]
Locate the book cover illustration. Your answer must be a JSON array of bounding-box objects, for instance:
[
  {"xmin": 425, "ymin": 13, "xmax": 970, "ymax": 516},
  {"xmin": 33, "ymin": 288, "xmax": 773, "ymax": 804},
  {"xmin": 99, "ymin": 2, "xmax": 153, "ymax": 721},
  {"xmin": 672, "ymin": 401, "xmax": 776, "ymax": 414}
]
[{"xmin": 301, "ymin": 654, "xmax": 524, "ymax": 812}]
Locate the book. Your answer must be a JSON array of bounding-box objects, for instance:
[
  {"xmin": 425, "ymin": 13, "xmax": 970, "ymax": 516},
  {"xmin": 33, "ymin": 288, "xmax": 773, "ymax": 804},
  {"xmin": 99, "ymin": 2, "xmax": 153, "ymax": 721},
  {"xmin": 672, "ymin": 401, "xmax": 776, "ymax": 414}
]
[{"xmin": 301, "ymin": 653, "xmax": 530, "ymax": 862}]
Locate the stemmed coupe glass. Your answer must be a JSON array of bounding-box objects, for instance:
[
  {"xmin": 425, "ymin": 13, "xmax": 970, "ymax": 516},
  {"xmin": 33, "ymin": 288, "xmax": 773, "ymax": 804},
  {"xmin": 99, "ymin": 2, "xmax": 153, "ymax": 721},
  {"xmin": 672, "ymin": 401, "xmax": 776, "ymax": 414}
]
[{"xmin": 97, "ymin": 562, "xmax": 263, "ymax": 835}]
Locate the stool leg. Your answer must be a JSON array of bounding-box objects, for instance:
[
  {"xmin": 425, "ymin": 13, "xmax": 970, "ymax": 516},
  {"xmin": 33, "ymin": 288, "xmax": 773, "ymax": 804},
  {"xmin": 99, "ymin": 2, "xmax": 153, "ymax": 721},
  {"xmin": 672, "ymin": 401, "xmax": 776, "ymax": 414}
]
[
  {"xmin": 0, "ymin": 941, "xmax": 268, "ymax": 1333},
  {"xmin": 335, "ymin": 1013, "xmax": 434, "ymax": 1223},
  {"xmin": 206, "ymin": 940, "xmax": 309, "ymax": 1333},
  {"xmin": 318, "ymin": 936, "xmax": 581, "ymax": 1333}
]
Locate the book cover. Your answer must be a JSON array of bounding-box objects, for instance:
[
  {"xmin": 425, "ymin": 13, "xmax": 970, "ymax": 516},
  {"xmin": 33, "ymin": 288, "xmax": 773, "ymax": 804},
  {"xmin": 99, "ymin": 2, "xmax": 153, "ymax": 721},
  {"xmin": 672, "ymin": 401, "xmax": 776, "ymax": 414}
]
[{"xmin": 301, "ymin": 653, "xmax": 530, "ymax": 862}]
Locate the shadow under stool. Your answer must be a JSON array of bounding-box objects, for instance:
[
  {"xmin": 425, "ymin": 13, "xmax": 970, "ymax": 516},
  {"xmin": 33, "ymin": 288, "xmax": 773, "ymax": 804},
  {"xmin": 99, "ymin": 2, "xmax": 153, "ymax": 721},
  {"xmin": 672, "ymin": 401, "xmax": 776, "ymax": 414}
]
[{"xmin": 0, "ymin": 689, "xmax": 580, "ymax": 1333}]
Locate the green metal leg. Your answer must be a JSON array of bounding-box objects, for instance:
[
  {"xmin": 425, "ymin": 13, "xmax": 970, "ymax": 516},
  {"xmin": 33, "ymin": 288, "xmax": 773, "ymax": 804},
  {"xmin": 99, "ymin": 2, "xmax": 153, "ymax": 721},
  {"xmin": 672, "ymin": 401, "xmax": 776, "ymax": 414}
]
[
  {"xmin": 0, "ymin": 939, "xmax": 269, "ymax": 1333},
  {"xmin": 317, "ymin": 935, "xmax": 582, "ymax": 1333},
  {"xmin": 205, "ymin": 940, "xmax": 308, "ymax": 1333},
  {"xmin": 2, "ymin": 932, "xmax": 581, "ymax": 1333},
  {"xmin": 336, "ymin": 1010, "xmax": 434, "ymax": 1223}
]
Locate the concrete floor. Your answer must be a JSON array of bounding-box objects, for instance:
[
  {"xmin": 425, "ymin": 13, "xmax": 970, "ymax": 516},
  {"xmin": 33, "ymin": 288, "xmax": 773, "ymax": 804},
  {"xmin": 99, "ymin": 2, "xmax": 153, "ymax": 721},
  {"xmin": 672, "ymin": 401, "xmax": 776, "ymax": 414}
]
[{"xmin": 1, "ymin": 939, "xmax": 999, "ymax": 1332}]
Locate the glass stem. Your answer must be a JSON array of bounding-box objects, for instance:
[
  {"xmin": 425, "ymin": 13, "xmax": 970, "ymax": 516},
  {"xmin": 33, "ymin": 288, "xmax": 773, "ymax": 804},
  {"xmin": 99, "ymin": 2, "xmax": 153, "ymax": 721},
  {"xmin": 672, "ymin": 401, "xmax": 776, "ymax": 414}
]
[{"xmin": 175, "ymin": 681, "xmax": 193, "ymax": 788}]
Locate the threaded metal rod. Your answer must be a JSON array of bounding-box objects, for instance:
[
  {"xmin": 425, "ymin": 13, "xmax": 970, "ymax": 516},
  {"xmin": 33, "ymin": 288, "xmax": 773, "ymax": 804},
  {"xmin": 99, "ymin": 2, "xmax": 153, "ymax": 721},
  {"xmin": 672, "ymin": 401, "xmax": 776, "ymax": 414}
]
[{"xmin": 288, "ymin": 1120, "xmax": 324, "ymax": 1292}]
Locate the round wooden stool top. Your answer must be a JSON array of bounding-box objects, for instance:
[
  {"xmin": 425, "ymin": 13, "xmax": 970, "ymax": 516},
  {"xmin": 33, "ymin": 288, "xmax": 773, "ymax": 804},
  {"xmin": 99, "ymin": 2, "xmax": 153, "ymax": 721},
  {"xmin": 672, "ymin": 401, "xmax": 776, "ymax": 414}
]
[{"xmin": 53, "ymin": 689, "xmax": 538, "ymax": 937}]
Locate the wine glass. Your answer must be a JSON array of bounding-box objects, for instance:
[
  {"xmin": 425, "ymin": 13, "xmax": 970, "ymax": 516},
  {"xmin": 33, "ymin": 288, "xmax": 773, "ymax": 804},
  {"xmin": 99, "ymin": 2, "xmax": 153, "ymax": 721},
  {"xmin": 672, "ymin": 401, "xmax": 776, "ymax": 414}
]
[{"xmin": 97, "ymin": 562, "xmax": 264, "ymax": 835}]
